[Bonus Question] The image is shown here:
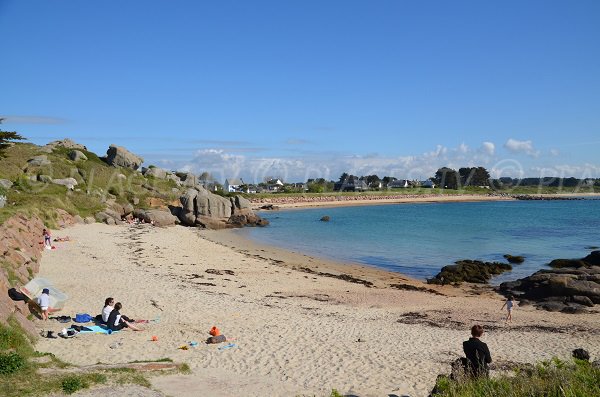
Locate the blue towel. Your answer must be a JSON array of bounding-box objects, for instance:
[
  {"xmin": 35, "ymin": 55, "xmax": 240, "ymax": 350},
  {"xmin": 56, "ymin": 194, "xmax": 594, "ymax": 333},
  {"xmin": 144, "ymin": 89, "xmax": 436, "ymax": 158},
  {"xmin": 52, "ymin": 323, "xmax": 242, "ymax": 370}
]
[{"xmin": 69, "ymin": 325, "xmax": 118, "ymax": 334}]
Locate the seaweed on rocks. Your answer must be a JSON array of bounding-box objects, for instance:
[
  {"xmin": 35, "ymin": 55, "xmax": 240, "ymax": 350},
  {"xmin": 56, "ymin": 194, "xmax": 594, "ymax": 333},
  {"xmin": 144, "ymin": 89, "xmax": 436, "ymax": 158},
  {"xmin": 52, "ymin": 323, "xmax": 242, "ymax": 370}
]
[{"xmin": 427, "ymin": 260, "xmax": 512, "ymax": 285}]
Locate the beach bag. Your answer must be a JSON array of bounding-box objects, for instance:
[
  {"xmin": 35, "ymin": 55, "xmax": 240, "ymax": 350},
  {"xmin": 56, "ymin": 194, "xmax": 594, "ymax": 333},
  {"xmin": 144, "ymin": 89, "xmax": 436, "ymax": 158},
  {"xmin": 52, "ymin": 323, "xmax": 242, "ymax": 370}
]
[
  {"xmin": 8, "ymin": 288, "xmax": 27, "ymax": 302},
  {"xmin": 206, "ymin": 335, "xmax": 226, "ymax": 344},
  {"xmin": 75, "ymin": 313, "xmax": 92, "ymax": 323}
]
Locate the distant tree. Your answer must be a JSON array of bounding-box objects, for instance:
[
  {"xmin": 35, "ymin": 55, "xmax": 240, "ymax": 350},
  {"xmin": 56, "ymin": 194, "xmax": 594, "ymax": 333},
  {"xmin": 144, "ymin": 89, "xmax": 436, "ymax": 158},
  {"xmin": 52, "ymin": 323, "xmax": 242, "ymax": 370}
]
[
  {"xmin": 381, "ymin": 176, "xmax": 397, "ymax": 187},
  {"xmin": 434, "ymin": 167, "xmax": 460, "ymax": 189},
  {"xmin": 339, "ymin": 173, "xmax": 349, "ymax": 182},
  {"xmin": 0, "ymin": 118, "xmax": 25, "ymax": 158},
  {"xmin": 364, "ymin": 174, "xmax": 381, "ymax": 188},
  {"xmin": 199, "ymin": 171, "xmax": 213, "ymax": 181},
  {"xmin": 472, "ymin": 167, "xmax": 491, "ymax": 186}
]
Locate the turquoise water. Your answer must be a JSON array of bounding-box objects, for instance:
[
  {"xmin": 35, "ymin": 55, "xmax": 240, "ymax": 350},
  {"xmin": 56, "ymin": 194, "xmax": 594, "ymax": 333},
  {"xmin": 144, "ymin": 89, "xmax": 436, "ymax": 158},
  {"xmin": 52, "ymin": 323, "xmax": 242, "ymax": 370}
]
[{"xmin": 238, "ymin": 200, "xmax": 600, "ymax": 284}]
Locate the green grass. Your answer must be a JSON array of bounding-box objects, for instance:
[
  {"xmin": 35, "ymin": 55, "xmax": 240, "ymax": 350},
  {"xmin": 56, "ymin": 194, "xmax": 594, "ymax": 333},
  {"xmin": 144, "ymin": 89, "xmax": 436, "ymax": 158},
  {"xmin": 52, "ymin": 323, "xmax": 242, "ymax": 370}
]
[
  {"xmin": 0, "ymin": 143, "xmax": 180, "ymax": 226},
  {"xmin": 432, "ymin": 358, "xmax": 600, "ymax": 397},
  {"xmin": 0, "ymin": 318, "xmax": 171, "ymax": 396}
]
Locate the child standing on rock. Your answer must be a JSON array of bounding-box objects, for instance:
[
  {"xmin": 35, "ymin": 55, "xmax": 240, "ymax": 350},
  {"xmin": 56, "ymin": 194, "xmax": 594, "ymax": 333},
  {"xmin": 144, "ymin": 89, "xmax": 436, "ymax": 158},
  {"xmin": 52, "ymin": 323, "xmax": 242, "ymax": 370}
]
[{"xmin": 501, "ymin": 295, "xmax": 515, "ymax": 324}]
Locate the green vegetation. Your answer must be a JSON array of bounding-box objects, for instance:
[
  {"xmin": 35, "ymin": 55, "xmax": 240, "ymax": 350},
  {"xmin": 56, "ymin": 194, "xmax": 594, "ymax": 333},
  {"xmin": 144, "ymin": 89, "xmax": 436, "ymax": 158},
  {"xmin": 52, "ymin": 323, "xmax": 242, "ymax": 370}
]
[
  {"xmin": 432, "ymin": 358, "xmax": 600, "ymax": 397},
  {"xmin": 0, "ymin": 143, "xmax": 179, "ymax": 226},
  {"xmin": 0, "ymin": 318, "xmax": 184, "ymax": 396},
  {"xmin": 0, "ymin": 119, "xmax": 25, "ymax": 158}
]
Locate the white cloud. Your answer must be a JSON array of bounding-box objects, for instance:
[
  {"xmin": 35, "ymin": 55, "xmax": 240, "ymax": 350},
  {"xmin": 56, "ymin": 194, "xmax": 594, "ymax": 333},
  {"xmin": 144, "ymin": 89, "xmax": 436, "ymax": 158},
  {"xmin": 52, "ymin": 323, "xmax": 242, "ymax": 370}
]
[
  {"xmin": 481, "ymin": 142, "xmax": 495, "ymax": 156},
  {"xmin": 179, "ymin": 142, "xmax": 506, "ymax": 183},
  {"xmin": 549, "ymin": 149, "xmax": 560, "ymax": 156},
  {"xmin": 504, "ymin": 138, "xmax": 540, "ymax": 157}
]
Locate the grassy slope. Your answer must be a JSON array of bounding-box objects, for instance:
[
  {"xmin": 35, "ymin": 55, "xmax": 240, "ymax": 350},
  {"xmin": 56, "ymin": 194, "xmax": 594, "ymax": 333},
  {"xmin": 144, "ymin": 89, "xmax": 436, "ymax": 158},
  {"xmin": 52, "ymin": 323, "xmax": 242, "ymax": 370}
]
[
  {"xmin": 0, "ymin": 143, "xmax": 179, "ymax": 226},
  {"xmin": 432, "ymin": 358, "xmax": 600, "ymax": 397}
]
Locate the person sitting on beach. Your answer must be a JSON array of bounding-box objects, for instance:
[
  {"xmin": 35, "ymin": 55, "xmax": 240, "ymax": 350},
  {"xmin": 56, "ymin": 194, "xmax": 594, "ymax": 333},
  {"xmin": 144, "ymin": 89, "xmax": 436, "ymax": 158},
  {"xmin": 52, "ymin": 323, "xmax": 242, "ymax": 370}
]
[
  {"xmin": 106, "ymin": 302, "xmax": 143, "ymax": 331},
  {"xmin": 462, "ymin": 324, "xmax": 492, "ymax": 377},
  {"xmin": 96, "ymin": 297, "xmax": 115, "ymax": 324},
  {"xmin": 500, "ymin": 295, "xmax": 515, "ymax": 324}
]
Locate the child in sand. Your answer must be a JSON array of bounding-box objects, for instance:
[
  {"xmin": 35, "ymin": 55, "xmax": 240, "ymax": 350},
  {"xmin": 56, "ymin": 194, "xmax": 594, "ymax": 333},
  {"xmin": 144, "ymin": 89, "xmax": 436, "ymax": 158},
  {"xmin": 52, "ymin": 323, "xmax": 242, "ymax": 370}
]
[
  {"xmin": 501, "ymin": 295, "xmax": 515, "ymax": 324},
  {"xmin": 106, "ymin": 302, "xmax": 143, "ymax": 331},
  {"xmin": 38, "ymin": 288, "xmax": 50, "ymax": 321},
  {"xmin": 43, "ymin": 229, "xmax": 51, "ymax": 248}
]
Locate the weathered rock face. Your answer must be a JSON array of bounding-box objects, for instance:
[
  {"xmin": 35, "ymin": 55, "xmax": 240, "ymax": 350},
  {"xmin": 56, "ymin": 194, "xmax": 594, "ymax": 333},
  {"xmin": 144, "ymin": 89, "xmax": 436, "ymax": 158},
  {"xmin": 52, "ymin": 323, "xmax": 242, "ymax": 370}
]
[
  {"xmin": 427, "ymin": 260, "xmax": 512, "ymax": 285},
  {"xmin": 177, "ymin": 186, "xmax": 268, "ymax": 229},
  {"xmin": 142, "ymin": 167, "xmax": 169, "ymax": 179},
  {"xmin": 104, "ymin": 144, "xmax": 144, "ymax": 170},
  {"xmin": 27, "ymin": 155, "xmax": 51, "ymax": 167},
  {"xmin": 68, "ymin": 150, "xmax": 88, "ymax": 162},
  {"xmin": 132, "ymin": 208, "xmax": 177, "ymax": 227},
  {"xmin": 0, "ymin": 211, "xmax": 75, "ymax": 337},
  {"xmin": 43, "ymin": 138, "xmax": 87, "ymax": 152},
  {"xmin": 175, "ymin": 172, "xmax": 197, "ymax": 187},
  {"xmin": 51, "ymin": 178, "xmax": 78, "ymax": 190},
  {"xmin": 0, "ymin": 179, "xmax": 13, "ymax": 189},
  {"xmin": 499, "ymin": 251, "xmax": 600, "ymax": 313}
]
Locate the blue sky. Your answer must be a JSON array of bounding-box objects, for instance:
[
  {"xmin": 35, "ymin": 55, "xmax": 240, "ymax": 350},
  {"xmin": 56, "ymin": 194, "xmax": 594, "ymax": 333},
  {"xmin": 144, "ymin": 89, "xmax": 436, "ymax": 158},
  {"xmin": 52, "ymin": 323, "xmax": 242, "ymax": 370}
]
[{"xmin": 1, "ymin": 0, "xmax": 599, "ymax": 182}]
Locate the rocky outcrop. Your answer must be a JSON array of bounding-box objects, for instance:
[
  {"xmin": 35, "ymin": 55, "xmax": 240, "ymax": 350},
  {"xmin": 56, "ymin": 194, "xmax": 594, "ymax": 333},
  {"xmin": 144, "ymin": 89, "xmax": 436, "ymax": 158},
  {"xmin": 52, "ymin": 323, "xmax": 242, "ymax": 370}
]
[
  {"xmin": 142, "ymin": 167, "xmax": 169, "ymax": 179},
  {"xmin": 27, "ymin": 155, "xmax": 51, "ymax": 167},
  {"xmin": 0, "ymin": 211, "xmax": 75, "ymax": 337},
  {"xmin": 175, "ymin": 172, "xmax": 197, "ymax": 187},
  {"xmin": 104, "ymin": 144, "xmax": 144, "ymax": 170},
  {"xmin": 504, "ymin": 254, "xmax": 525, "ymax": 264},
  {"xmin": 428, "ymin": 260, "xmax": 512, "ymax": 285},
  {"xmin": 132, "ymin": 209, "xmax": 177, "ymax": 227},
  {"xmin": 499, "ymin": 251, "xmax": 600, "ymax": 313},
  {"xmin": 42, "ymin": 138, "xmax": 87, "ymax": 152},
  {"xmin": 51, "ymin": 178, "xmax": 78, "ymax": 190},
  {"xmin": 177, "ymin": 186, "xmax": 268, "ymax": 229},
  {"xmin": 0, "ymin": 179, "xmax": 13, "ymax": 189},
  {"xmin": 68, "ymin": 150, "xmax": 88, "ymax": 162}
]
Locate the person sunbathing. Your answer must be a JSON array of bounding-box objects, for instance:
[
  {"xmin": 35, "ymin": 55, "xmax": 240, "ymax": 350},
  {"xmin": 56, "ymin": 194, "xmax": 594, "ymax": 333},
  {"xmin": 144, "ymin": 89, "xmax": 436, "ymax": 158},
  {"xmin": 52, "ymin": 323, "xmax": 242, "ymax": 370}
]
[
  {"xmin": 106, "ymin": 302, "xmax": 143, "ymax": 331},
  {"xmin": 53, "ymin": 236, "xmax": 71, "ymax": 242}
]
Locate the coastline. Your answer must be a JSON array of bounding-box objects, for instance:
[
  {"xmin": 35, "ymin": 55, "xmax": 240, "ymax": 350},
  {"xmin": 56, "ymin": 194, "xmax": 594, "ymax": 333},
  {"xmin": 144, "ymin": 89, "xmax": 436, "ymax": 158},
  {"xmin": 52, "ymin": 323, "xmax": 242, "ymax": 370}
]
[
  {"xmin": 34, "ymin": 223, "xmax": 600, "ymax": 397},
  {"xmin": 250, "ymin": 192, "xmax": 600, "ymax": 210},
  {"xmin": 250, "ymin": 193, "xmax": 514, "ymax": 209}
]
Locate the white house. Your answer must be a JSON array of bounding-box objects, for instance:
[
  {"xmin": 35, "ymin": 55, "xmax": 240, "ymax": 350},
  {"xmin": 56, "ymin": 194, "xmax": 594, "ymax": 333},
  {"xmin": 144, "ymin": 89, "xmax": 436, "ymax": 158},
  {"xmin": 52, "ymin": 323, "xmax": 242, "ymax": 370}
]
[
  {"xmin": 388, "ymin": 179, "xmax": 410, "ymax": 188},
  {"xmin": 225, "ymin": 178, "xmax": 244, "ymax": 193}
]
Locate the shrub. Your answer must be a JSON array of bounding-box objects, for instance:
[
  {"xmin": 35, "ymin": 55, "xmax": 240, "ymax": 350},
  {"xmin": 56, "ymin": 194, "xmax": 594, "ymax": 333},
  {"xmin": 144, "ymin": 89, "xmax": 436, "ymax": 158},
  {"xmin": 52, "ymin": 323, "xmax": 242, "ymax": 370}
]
[
  {"xmin": 0, "ymin": 352, "xmax": 25, "ymax": 375},
  {"xmin": 61, "ymin": 375, "xmax": 88, "ymax": 394}
]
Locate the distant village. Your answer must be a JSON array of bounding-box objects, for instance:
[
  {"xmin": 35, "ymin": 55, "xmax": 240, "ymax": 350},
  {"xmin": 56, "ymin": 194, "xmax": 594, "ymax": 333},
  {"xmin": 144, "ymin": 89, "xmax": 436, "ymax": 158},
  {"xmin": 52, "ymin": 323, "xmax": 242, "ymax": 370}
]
[{"xmin": 187, "ymin": 166, "xmax": 599, "ymax": 194}]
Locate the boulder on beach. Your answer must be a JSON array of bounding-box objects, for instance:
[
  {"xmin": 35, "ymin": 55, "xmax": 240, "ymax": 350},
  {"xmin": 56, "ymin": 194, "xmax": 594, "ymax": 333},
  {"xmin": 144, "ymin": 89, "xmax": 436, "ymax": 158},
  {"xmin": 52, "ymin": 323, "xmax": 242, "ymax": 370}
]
[
  {"xmin": 427, "ymin": 260, "xmax": 512, "ymax": 285},
  {"xmin": 133, "ymin": 208, "xmax": 178, "ymax": 227},
  {"xmin": 104, "ymin": 144, "xmax": 144, "ymax": 170},
  {"xmin": 499, "ymin": 251, "xmax": 600, "ymax": 313},
  {"xmin": 177, "ymin": 185, "xmax": 268, "ymax": 229}
]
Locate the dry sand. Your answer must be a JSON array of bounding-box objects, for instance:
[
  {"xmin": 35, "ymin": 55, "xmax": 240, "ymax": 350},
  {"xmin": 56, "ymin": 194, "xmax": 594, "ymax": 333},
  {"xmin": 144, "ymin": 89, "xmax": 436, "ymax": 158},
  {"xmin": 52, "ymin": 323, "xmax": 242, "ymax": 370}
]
[{"xmin": 35, "ymin": 223, "xmax": 600, "ymax": 397}]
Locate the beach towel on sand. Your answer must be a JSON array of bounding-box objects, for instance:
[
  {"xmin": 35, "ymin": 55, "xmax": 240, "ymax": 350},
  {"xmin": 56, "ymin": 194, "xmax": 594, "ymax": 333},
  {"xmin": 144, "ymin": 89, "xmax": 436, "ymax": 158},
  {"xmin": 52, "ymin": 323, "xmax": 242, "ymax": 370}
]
[{"xmin": 69, "ymin": 325, "xmax": 118, "ymax": 335}]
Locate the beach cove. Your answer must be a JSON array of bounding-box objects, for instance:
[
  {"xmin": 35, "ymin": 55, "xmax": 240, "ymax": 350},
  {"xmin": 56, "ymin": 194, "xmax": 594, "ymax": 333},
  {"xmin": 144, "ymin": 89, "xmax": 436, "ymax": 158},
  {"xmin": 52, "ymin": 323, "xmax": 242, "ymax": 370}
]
[{"xmin": 35, "ymin": 221, "xmax": 600, "ymax": 397}]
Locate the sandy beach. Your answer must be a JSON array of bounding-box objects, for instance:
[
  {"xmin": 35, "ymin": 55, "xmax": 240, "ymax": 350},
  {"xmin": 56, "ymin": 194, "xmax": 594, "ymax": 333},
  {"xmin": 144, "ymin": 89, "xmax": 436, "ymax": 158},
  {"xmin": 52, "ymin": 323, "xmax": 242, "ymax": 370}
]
[
  {"xmin": 35, "ymin": 223, "xmax": 600, "ymax": 397},
  {"xmin": 250, "ymin": 193, "xmax": 515, "ymax": 209}
]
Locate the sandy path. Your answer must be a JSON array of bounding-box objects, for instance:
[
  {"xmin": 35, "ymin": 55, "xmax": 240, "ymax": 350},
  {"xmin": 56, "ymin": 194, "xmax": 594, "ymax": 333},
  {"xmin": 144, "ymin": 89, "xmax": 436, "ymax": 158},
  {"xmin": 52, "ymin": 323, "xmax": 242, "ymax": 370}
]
[{"xmin": 35, "ymin": 224, "xmax": 600, "ymax": 397}]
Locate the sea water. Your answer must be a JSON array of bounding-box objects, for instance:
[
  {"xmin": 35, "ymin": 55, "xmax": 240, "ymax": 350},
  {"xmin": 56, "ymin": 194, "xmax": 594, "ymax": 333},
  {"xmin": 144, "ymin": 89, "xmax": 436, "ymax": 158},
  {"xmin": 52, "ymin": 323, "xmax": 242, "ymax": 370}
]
[{"xmin": 239, "ymin": 199, "xmax": 600, "ymax": 284}]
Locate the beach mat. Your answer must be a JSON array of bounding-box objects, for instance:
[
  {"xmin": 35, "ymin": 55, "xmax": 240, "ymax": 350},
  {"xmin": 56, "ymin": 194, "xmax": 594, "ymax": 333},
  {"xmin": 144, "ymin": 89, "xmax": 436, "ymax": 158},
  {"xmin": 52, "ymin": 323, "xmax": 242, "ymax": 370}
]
[{"xmin": 70, "ymin": 325, "xmax": 118, "ymax": 335}]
